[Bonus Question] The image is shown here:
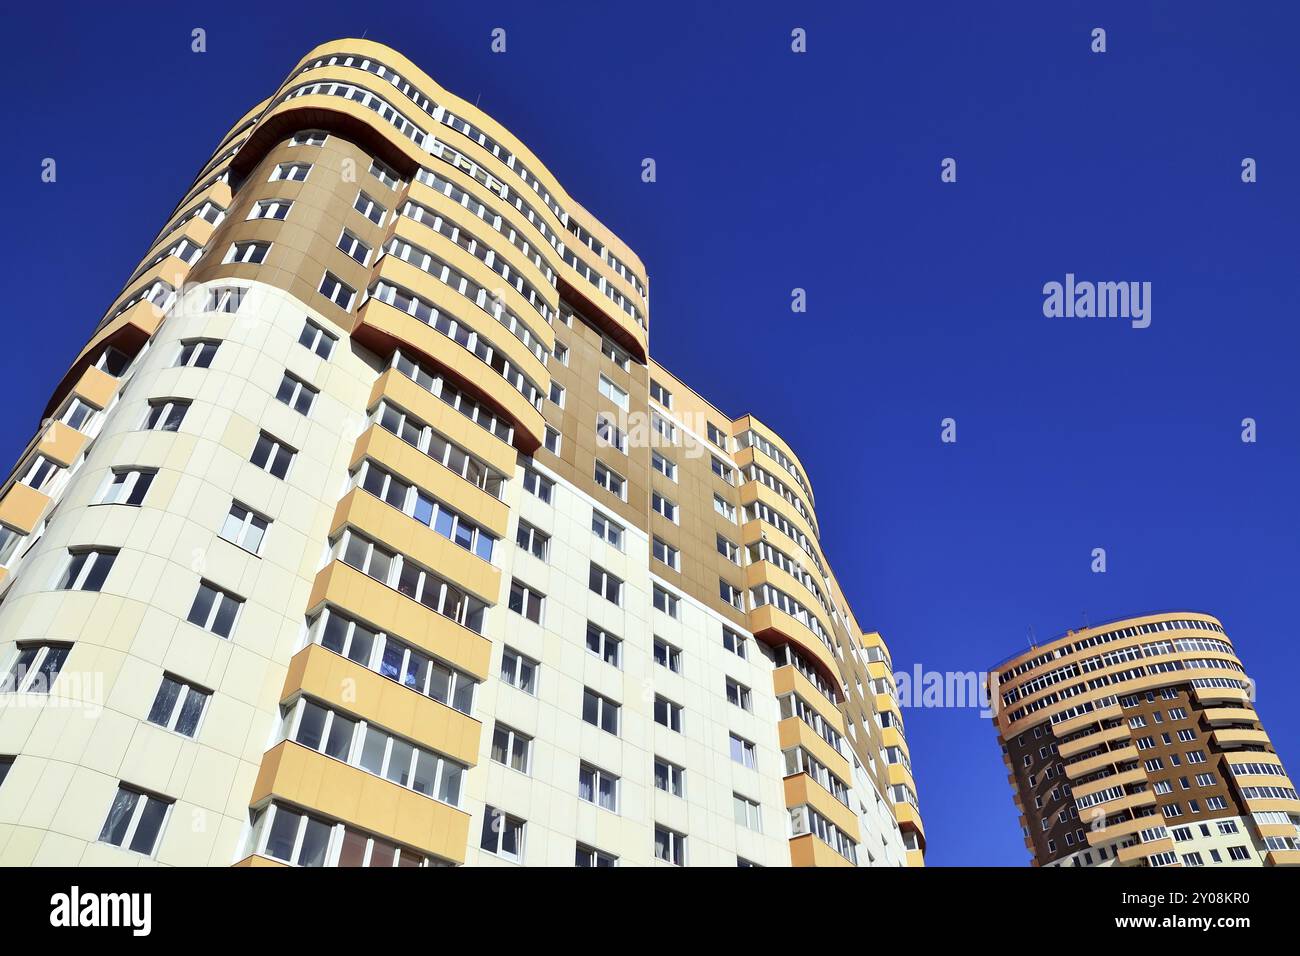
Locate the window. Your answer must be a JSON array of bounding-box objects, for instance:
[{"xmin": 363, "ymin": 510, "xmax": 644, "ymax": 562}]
[
  {"xmin": 507, "ymin": 580, "xmax": 545, "ymax": 625},
  {"xmin": 713, "ymin": 494, "xmax": 737, "ymax": 522},
  {"xmin": 591, "ymin": 511, "xmax": 624, "ymax": 549},
  {"xmin": 220, "ymin": 502, "xmax": 269, "ymax": 555},
  {"xmin": 650, "ymin": 412, "xmax": 676, "ymax": 443},
  {"xmin": 598, "ymin": 375, "xmax": 629, "ymax": 410},
  {"xmin": 257, "ymin": 805, "xmax": 335, "ymax": 867},
  {"xmin": 1228, "ymin": 845, "xmax": 1250, "ymax": 862},
  {"xmin": 653, "ymin": 585, "xmax": 680, "ymax": 618},
  {"xmin": 249, "ymin": 198, "xmax": 292, "ymax": 221},
  {"xmin": 147, "ymin": 675, "xmax": 210, "ymax": 737},
  {"xmin": 318, "ymin": 272, "xmax": 356, "ymax": 310},
  {"xmin": 548, "ymin": 381, "xmax": 565, "ymax": 407},
  {"xmin": 579, "ymin": 764, "xmax": 619, "ymax": 812},
  {"xmin": 651, "ymin": 451, "xmax": 677, "ymax": 481},
  {"xmin": 205, "ymin": 286, "xmax": 245, "ymax": 313},
  {"xmin": 479, "ymin": 807, "xmax": 524, "ymax": 862},
  {"xmin": 270, "ymin": 162, "xmax": 311, "ymax": 182},
  {"xmin": 2, "ymin": 643, "xmax": 71, "ymax": 694},
  {"xmin": 57, "ymin": 548, "xmax": 117, "ymax": 592},
  {"xmin": 720, "ymin": 580, "xmax": 744, "ymax": 610},
  {"xmin": 576, "ymin": 844, "xmax": 617, "ymax": 867},
  {"xmin": 356, "ymin": 461, "xmax": 495, "ymax": 561},
  {"xmin": 649, "ymin": 379, "xmax": 672, "ymax": 408},
  {"xmin": 0, "ymin": 526, "xmax": 24, "ymax": 567},
  {"xmin": 733, "ymin": 794, "xmax": 762, "ymax": 831},
  {"xmin": 99, "ymin": 786, "xmax": 172, "ymax": 856},
  {"xmin": 96, "ymin": 468, "xmax": 155, "ymax": 507},
  {"xmin": 500, "ymin": 647, "xmax": 538, "ymax": 696},
  {"xmin": 652, "ymin": 492, "xmax": 678, "ymax": 523},
  {"xmin": 593, "ymin": 461, "xmax": 625, "ymax": 500},
  {"xmin": 582, "ymin": 688, "xmax": 620, "ymax": 735},
  {"xmin": 586, "ymin": 622, "xmax": 622, "ymax": 667},
  {"xmin": 60, "ymin": 398, "xmax": 98, "ymax": 430},
  {"xmin": 730, "ymin": 733, "xmax": 756, "ymax": 768},
  {"xmin": 354, "ymin": 191, "xmax": 386, "ymax": 225},
  {"xmin": 0, "ymin": 756, "xmax": 10, "ymax": 788},
  {"xmin": 554, "ymin": 342, "xmax": 569, "ymax": 365},
  {"xmin": 313, "ymin": 609, "xmax": 477, "ymax": 714},
  {"xmin": 187, "ymin": 580, "xmax": 242, "ymax": 638},
  {"xmin": 707, "ymin": 422, "xmax": 729, "ymax": 450},
  {"xmin": 337, "ymin": 229, "xmax": 371, "ymax": 265},
  {"xmin": 95, "ymin": 346, "xmax": 132, "ymax": 375},
  {"xmin": 521, "ymin": 466, "xmax": 553, "ymax": 503},
  {"xmin": 595, "ymin": 415, "xmax": 626, "ymax": 454},
  {"xmin": 726, "ymin": 678, "xmax": 752, "ymax": 712},
  {"xmin": 298, "ymin": 319, "xmax": 336, "ymax": 359},
  {"xmin": 652, "ymin": 537, "xmax": 679, "ymax": 570},
  {"xmin": 654, "ymin": 638, "xmax": 681, "ymax": 673},
  {"xmin": 491, "ymin": 723, "xmax": 531, "ymax": 774},
  {"xmin": 369, "ymin": 159, "xmax": 399, "ymax": 189},
  {"xmin": 273, "ymin": 371, "xmax": 319, "ymax": 416},
  {"xmin": 601, "ymin": 339, "xmax": 630, "ymax": 370},
  {"xmin": 143, "ymin": 399, "xmax": 189, "ymax": 432},
  {"xmin": 290, "ymin": 129, "xmax": 327, "ymax": 146},
  {"xmin": 654, "ymin": 758, "xmax": 685, "ymax": 797},
  {"xmin": 588, "ymin": 564, "xmax": 622, "ymax": 605},
  {"xmin": 654, "ymin": 825, "xmax": 685, "ymax": 866},
  {"xmin": 711, "ymin": 456, "xmax": 736, "ymax": 484},
  {"xmin": 654, "ymin": 695, "xmax": 683, "ymax": 732},
  {"xmin": 723, "ymin": 627, "xmax": 748, "ymax": 659},
  {"xmin": 20, "ymin": 456, "xmax": 58, "ymax": 491},
  {"xmin": 717, "ymin": 534, "xmax": 740, "ymax": 564},
  {"xmin": 176, "ymin": 339, "xmax": 219, "ymax": 369},
  {"xmin": 543, "ymin": 425, "xmax": 562, "ymax": 454},
  {"xmin": 515, "ymin": 521, "xmax": 549, "ymax": 561},
  {"xmin": 251, "ymin": 432, "xmax": 295, "ymax": 479},
  {"xmin": 225, "ymin": 241, "xmax": 270, "ymax": 265}
]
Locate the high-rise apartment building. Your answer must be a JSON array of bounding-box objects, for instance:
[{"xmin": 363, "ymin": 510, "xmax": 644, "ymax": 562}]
[
  {"xmin": 0, "ymin": 39, "xmax": 923, "ymax": 868},
  {"xmin": 990, "ymin": 611, "xmax": 1299, "ymax": 868}
]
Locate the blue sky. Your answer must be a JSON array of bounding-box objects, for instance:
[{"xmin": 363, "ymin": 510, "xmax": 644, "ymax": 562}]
[{"xmin": 3, "ymin": 1, "xmax": 1298, "ymax": 865}]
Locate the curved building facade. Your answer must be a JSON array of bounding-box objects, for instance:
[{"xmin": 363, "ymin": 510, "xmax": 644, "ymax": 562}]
[
  {"xmin": 0, "ymin": 39, "xmax": 922, "ymax": 867},
  {"xmin": 990, "ymin": 611, "xmax": 1299, "ymax": 868}
]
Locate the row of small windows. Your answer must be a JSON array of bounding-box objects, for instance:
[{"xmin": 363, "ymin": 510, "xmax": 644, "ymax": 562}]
[
  {"xmin": 295, "ymin": 53, "xmax": 647, "ymax": 297},
  {"xmin": 381, "ymin": 235, "xmax": 550, "ymax": 363},
  {"xmin": 370, "ymin": 280, "xmax": 544, "ymax": 410},
  {"xmin": 1000, "ymin": 617, "xmax": 1228, "ymax": 683},
  {"xmin": 397, "ymin": 198, "xmax": 554, "ymax": 325},
  {"xmin": 280, "ymin": 69, "xmax": 647, "ymax": 331}
]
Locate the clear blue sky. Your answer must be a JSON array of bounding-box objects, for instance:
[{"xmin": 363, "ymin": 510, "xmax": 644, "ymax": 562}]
[{"xmin": 4, "ymin": 1, "xmax": 1297, "ymax": 866}]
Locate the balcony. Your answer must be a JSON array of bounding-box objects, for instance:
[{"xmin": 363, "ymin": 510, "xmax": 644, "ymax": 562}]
[
  {"xmin": 306, "ymin": 560, "xmax": 492, "ymax": 681},
  {"xmin": 1066, "ymin": 745, "xmax": 1139, "ymax": 781},
  {"xmin": 777, "ymin": 715, "xmax": 851, "ymax": 781},
  {"xmin": 353, "ymin": 294, "xmax": 545, "ymax": 452},
  {"xmin": 748, "ymin": 603, "xmax": 839, "ymax": 692},
  {"xmin": 1049, "ymin": 702, "xmax": 1123, "ymax": 739},
  {"xmin": 1057, "ymin": 723, "xmax": 1130, "ymax": 760},
  {"xmin": 366, "ymin": 367, "xmax": 518, "ymax": 478},
  {"xmin": 788, "ymin": 832, "xmax": 855, "ymax": 868},
  {"xmin": 250, "ymin": 740, "xmax": 472, "ymax": 865},
  {"xmin": 1211, "ymin": 728, "xmax": 1271, "ymax": 750},
  {"xmin": 1201, "ymin": 706, "xmax": 1259, "ymax": 726},
  {"xmin": 783, "ymin": 773, "xmax": 859, "ymax": 836},
  {"xmin": 281, "ymin": 642, "xmax": 481, "ymax": 766},
  {"xmin": 1118, "ymin": 836, "xmax": 1173, "ymax": 864}
]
